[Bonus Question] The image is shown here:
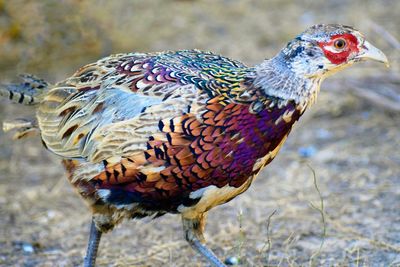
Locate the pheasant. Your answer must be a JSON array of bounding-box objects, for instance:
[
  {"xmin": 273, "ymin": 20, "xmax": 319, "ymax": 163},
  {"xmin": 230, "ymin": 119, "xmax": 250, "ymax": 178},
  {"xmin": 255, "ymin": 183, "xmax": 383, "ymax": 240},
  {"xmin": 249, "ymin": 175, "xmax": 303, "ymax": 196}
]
[{"xmin": 1, "ymin": 24, "xmax": 388, "ymax": 267}]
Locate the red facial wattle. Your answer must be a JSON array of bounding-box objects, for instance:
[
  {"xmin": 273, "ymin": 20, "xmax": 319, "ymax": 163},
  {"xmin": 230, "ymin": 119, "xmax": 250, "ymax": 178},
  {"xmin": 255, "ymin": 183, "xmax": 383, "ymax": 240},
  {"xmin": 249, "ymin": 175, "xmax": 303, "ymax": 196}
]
[{"xmin": 318, "ymin": 33, "xmax": 359, "ymax": 65}]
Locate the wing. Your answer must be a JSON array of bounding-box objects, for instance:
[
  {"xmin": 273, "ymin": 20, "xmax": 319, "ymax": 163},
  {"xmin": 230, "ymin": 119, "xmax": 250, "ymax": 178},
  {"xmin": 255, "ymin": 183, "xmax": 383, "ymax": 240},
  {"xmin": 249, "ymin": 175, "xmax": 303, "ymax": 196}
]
[
  {"xmin": 38, "ymin": 50, "xmax": 251, "ymax": 160},
  {"xmin": 39, "ymin": 51, "xmax": 206, "ymax": 158}
]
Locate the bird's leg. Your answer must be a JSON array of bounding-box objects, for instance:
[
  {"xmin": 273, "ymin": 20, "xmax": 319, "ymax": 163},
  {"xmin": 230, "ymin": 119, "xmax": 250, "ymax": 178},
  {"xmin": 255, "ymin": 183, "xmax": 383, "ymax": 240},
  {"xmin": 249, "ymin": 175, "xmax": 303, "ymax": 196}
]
[
  {"xmin": 83, "ymin": 218, "xmax": 102, "ymax": 267},
  {"xmin": 182, "ymin": 213, "xmax": 226, "ymax": 267}
]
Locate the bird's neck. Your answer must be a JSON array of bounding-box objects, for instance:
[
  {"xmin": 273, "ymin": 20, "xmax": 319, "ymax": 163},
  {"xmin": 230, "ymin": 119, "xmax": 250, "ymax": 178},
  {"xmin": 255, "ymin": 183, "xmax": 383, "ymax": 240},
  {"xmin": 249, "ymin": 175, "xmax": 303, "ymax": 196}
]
[{"xmin": 251, "ymin": 53, "xmax": 323, "ymax": 109}]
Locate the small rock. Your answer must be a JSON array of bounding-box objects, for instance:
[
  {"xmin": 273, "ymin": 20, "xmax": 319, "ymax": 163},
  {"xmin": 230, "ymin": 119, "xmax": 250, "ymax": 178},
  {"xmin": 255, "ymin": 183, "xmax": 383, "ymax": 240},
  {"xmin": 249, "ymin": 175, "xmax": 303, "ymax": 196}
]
[
  {"xmin": 224, "ymin": 256, "xmax": 239, "ymax": 265},
  {"xmin": 22, "ymin": 243, "xmax": 35, "ymax": 253},
  {"xmin": 298, "ymin": 146, "xmax": 317, "ymax": 158},
  {"xmin": 47, "ymin": 210, "xmax": 56, "ymax": 218}
]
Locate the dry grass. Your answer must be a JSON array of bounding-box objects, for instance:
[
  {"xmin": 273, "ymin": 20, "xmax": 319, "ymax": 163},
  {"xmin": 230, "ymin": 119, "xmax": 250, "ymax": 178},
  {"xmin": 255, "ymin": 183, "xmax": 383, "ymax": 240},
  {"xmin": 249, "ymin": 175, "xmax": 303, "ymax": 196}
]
[{"xmin": 0, "ymin": 0, "xmax": 399, "ymax": 266}]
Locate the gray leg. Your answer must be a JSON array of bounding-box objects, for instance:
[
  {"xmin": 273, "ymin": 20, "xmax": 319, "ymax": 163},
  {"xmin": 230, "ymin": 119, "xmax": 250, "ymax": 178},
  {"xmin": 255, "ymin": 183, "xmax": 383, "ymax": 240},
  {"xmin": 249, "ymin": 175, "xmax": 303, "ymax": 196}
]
[
  {"xmin": 83, "ymin": 218, "xmax": 102, "ymax": 267},
  {"xmin": 182, "ymin": 213, "xmax": 226, "ymax": 267}
]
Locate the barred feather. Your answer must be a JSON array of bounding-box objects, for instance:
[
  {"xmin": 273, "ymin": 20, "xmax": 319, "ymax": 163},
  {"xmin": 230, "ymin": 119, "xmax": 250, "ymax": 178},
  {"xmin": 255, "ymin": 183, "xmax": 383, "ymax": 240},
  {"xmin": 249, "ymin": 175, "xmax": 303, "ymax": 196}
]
[{"xmin": 0, "ymin": 74, "xmax": 49, "ymax": 105}]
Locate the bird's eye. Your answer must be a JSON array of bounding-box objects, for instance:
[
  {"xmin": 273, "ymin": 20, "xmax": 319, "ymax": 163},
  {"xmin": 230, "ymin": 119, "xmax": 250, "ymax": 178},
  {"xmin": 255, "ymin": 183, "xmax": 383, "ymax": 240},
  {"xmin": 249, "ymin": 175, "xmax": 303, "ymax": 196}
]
[{"xmin": 334, "ymin": 39, "xmax": 346, "ymax": 49}]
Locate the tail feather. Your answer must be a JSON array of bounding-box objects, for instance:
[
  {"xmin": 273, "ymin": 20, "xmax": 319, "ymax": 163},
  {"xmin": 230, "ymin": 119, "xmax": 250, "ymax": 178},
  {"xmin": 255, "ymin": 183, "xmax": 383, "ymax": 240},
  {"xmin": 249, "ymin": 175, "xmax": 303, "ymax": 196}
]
[
  {"xmin": 1, "ymin": 74, "xmax": 48, "ymax": 139},
  {"xmin": 3, "ymin": 118, "xmax": 39, "ymax": 140},
  {"xmin": 0, "ymin": 74, "xmax": 49, "ymax": 105}
]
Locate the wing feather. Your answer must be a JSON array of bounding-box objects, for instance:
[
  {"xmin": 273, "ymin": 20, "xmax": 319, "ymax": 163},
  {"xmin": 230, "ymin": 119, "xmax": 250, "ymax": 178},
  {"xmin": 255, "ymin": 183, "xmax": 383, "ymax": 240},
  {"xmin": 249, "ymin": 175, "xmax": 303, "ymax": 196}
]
[{"xmin": 38, "ymin": 52, "xmax": 210, "ymax": 161}]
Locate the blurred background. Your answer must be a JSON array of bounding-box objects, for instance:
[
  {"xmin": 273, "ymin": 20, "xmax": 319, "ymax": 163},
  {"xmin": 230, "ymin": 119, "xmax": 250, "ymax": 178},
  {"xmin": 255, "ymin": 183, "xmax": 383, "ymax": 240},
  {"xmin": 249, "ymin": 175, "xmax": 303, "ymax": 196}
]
[{"xmin": 0, "ymin": 0, "xmax": 399, "ymax": 266}]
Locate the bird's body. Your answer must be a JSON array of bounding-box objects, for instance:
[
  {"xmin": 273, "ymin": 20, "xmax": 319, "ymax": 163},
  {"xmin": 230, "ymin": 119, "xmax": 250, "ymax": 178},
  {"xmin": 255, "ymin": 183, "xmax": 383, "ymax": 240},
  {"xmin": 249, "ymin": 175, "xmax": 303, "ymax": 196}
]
[
  {"xmin": 39, "ymin": 50, "xmax": 303, "ymax": 228},
  {"xmin": 1, "ymin": 24, "xmax": 388, "ymax": 266}
]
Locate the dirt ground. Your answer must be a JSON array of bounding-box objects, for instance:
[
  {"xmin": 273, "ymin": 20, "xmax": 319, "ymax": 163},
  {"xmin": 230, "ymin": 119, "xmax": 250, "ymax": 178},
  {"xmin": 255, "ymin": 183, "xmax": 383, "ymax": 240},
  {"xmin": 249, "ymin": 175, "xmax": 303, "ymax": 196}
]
[{"xmin": 0, "ymin": 1, "xmax": 399, "ymax": 266}]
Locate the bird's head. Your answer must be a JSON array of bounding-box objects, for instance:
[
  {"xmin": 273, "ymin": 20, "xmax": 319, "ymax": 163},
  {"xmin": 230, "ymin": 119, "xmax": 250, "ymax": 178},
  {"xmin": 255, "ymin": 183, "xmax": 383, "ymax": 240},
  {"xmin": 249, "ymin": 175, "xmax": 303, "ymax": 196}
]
[
  {"xmin": 281, "ymin": 24, "xmax": 389, "ymax": 79},
  {"xmin": 253, "ymin": 24, "xmax": 388, "ymax": 106}
]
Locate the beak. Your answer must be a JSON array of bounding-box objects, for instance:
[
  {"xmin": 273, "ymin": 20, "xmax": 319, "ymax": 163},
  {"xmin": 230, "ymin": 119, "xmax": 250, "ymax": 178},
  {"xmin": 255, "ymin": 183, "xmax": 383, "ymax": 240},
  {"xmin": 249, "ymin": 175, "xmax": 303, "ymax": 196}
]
[{"xmin": 355, "ymin": 41, "xmax": 390, "ymax": 67}]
